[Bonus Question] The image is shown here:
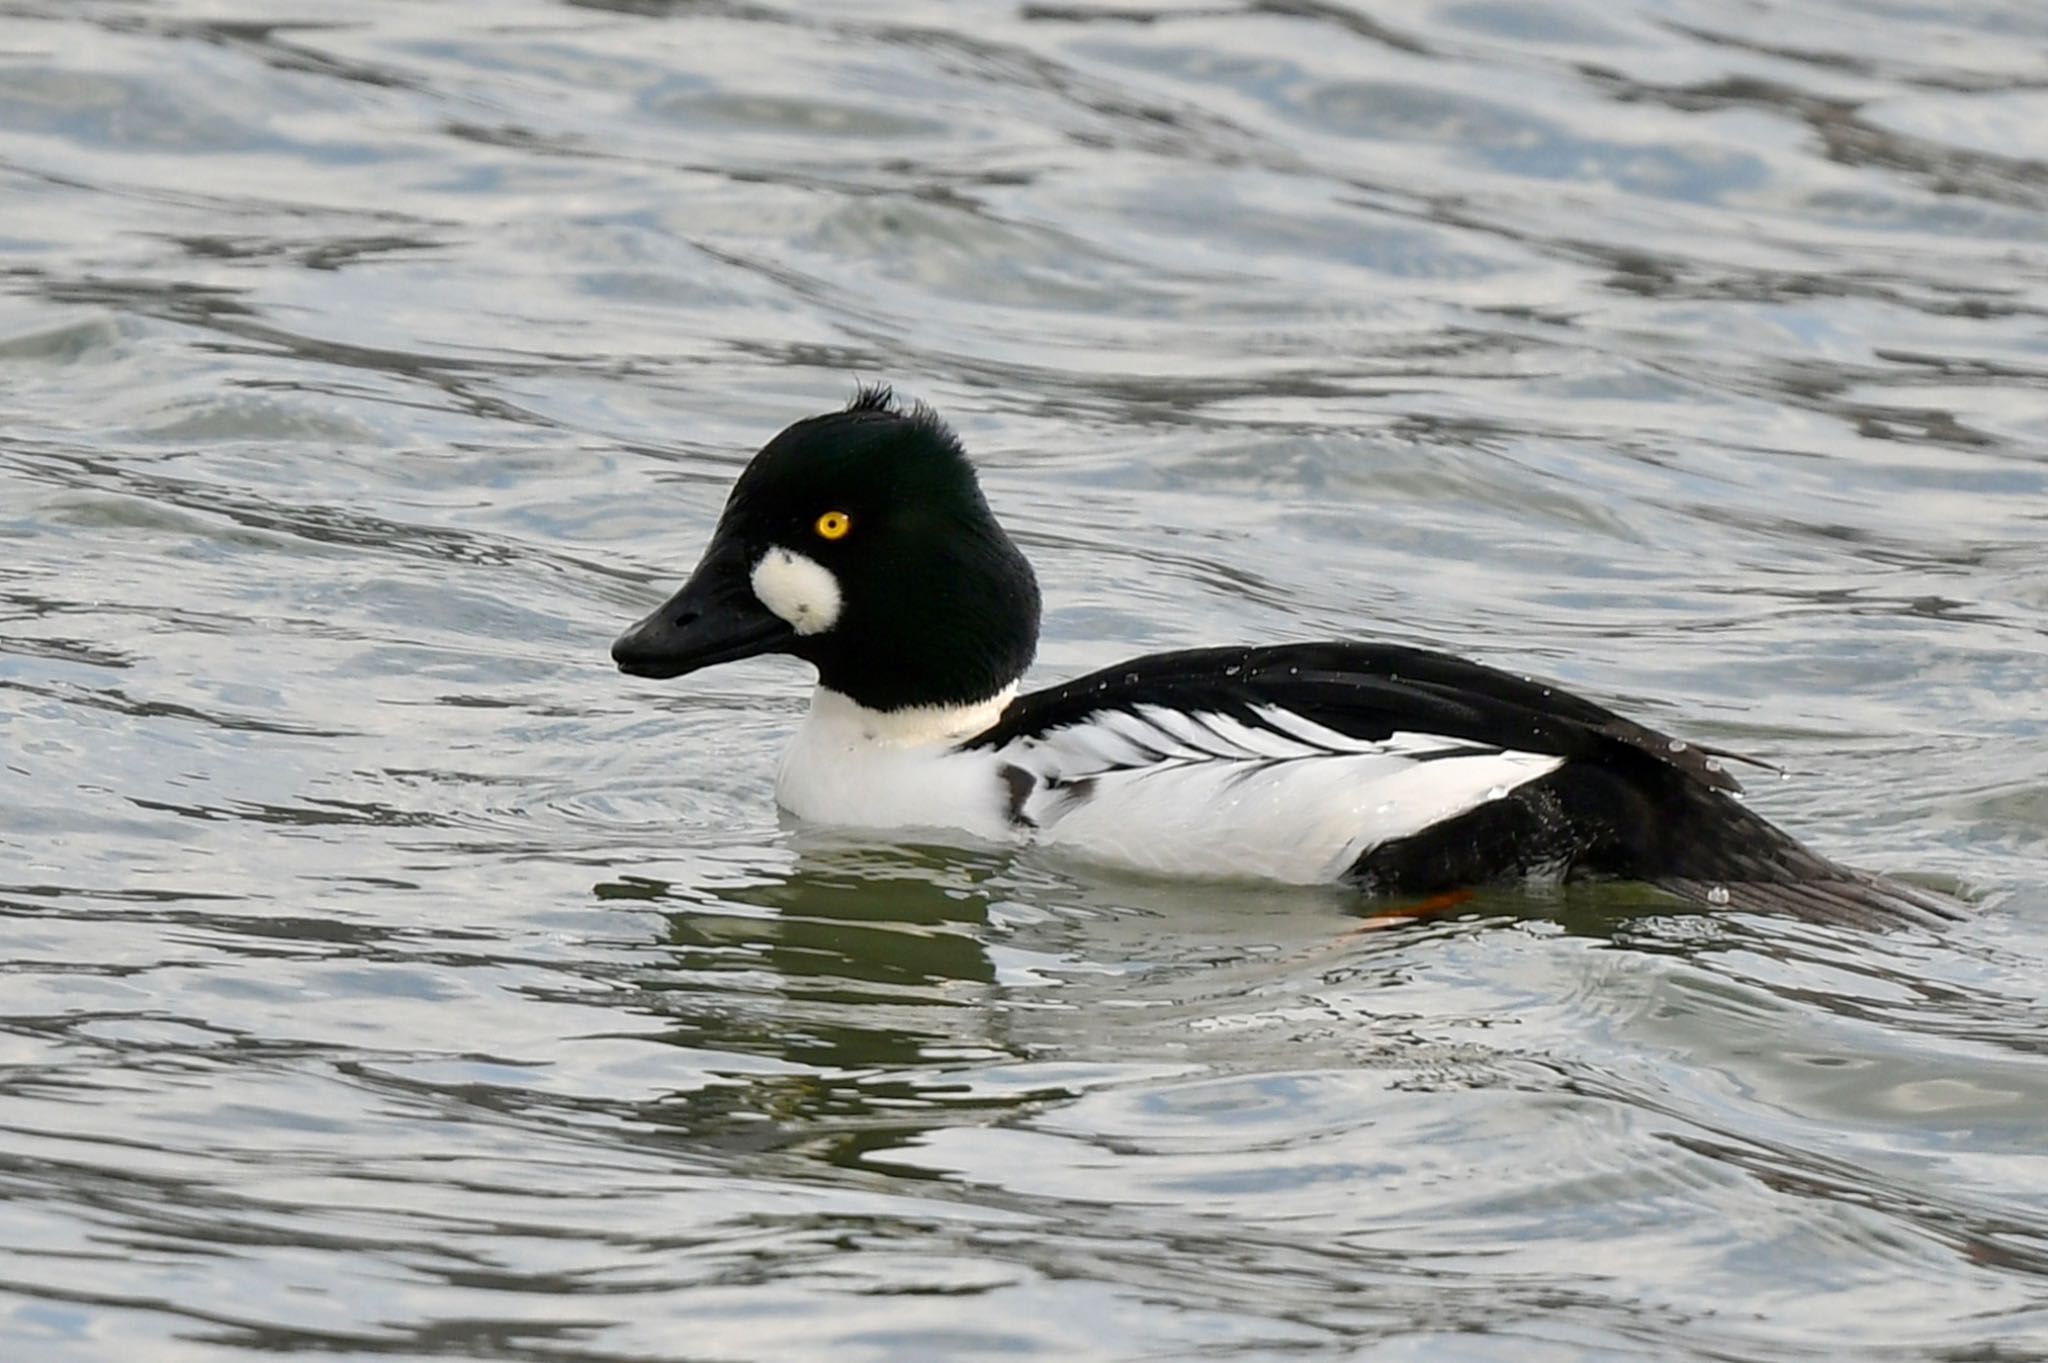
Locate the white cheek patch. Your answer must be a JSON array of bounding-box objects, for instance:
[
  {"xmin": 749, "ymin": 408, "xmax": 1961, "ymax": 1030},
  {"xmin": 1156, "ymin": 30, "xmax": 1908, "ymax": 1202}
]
[{"xmin": 750, "ymin": 547, "xmax": 843, "ymax": 636}]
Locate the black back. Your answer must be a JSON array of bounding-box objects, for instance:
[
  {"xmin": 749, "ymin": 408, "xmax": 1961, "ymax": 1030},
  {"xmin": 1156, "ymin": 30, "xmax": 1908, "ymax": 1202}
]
[{"xmin": 967, "ymin": 640, "xmax": 1747, "ymax": 792}]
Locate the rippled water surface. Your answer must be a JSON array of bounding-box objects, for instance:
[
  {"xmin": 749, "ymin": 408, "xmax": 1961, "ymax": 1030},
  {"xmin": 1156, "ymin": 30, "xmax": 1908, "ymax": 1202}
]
[{"xmin": 5, "ymin": 1, "xmax": 2048, "ymax": 1359}]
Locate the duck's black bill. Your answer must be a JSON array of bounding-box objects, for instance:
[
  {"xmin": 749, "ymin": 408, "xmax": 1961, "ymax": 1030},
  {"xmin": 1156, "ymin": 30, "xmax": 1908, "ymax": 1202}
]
[{"xmin": 612, "ymin": 563, "xmax": 793, "ymax": 681}]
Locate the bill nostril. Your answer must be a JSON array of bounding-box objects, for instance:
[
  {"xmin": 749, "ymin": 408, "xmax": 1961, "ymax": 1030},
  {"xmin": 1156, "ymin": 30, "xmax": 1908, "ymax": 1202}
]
[{"xmin": 672, "ymin": 609, "xmax": 700, "ymax": 629}]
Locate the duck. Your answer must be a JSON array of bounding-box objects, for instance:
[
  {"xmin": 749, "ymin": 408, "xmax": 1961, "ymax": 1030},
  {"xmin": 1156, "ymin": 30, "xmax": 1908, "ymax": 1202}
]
[{"xmin": 611, "ymin": 385, "xmax": 1959, "ymax": 930}]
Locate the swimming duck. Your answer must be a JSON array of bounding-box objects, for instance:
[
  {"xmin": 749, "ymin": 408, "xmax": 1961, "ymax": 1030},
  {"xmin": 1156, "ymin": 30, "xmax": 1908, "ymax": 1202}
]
[{"xmin": 612, "ymin": 386, "xmax": 1956, "ymax": 930}]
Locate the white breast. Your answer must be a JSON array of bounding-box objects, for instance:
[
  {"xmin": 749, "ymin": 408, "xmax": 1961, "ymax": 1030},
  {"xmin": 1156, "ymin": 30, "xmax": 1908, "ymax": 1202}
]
[
  {"xmin": 774, "ymin": 686, "xmax": 1018, "ymax": 840},
  {"xmin": 773, "ymin": 689, "xmax": 1563, "ymax": 886}
]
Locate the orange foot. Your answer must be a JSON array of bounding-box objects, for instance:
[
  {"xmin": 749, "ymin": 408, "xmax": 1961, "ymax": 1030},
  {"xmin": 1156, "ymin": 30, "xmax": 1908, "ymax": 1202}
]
[{"xmin": 1348, "ymin": 887, "xmax": 1476, "ymax": 934}]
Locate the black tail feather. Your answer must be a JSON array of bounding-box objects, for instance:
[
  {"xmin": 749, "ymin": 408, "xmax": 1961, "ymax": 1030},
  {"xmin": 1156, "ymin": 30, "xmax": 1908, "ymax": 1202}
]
[
  {"xmin": 1351, "ymin": 761, "xmax": 1965, "ymax": 932},
  {"xmin": 1655, "ymin": 873, "xmax": 1963, "ymax": 931}
]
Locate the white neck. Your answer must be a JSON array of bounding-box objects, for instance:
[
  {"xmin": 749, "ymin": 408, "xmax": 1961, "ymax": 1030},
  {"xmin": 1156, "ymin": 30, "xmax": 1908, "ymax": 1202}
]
[
  {"xmin": 774, "ymin": 684, "xmax": 1022, "ymax": 838},
  {"xmin": 803, "ymin": 684, "xmax": 1016, "ymax": 748}
]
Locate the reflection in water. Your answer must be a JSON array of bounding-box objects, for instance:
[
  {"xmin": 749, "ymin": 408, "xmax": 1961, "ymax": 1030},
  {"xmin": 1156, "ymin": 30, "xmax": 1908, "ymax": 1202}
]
[{"xmin": 601, "ymin": 849, "xmax": 1037, "ymax": 1175}]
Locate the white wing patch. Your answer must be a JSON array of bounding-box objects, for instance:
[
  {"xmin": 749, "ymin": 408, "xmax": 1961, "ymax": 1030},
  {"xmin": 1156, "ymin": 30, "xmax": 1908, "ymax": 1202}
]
[{"xmin": 1001, "ymin": 703, "xmax": 1562, "ymax": 884}]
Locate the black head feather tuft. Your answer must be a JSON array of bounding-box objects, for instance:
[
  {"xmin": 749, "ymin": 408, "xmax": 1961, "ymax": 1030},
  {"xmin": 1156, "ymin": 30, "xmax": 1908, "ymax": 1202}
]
[
  {"xmin": 847, "ymin": 381, "xmax": 896, "ymax": 414},
  {"xmin": 845, "ymin": 382, "xmax": 962, "ymax": 455}
]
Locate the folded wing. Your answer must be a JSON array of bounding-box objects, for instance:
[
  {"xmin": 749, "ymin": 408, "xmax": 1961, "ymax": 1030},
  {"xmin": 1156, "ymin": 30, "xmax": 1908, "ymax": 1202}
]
[{"xmin": 967, "ymin": 642, "xmax": 1960, "ymax": 928}]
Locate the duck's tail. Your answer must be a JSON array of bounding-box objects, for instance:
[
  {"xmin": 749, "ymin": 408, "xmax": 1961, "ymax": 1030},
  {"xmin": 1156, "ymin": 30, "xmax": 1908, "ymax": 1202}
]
[
  {"xmin": 1654, "ymin": 870, "xmax": 1964, "ymax": 932},
  {"xmin": 1628, "ymin": 772, "xmax": 1964, "ymax": 930},
  {"xmin": 1349, "ymin": 760, "xmax": 1965, "ymax": 931}
]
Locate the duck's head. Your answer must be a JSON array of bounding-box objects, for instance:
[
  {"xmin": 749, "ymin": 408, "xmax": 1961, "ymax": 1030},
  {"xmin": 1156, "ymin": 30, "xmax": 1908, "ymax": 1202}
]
[{"xmin": 612, "ymin": 386, "xmax": 1041, "ymax": 712}]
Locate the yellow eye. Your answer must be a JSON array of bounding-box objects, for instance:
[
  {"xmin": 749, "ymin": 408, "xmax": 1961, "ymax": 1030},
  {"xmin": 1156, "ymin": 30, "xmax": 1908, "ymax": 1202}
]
[{"xmin": 814, "ymin": 510, "xmax": 852, "ymax": 541}]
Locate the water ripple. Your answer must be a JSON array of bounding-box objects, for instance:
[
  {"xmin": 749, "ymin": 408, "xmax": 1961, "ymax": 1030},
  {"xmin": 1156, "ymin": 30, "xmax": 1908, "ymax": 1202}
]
[{"xmin": 2, "ymin": 0, "xmax": 2045, "ymax": 1360}]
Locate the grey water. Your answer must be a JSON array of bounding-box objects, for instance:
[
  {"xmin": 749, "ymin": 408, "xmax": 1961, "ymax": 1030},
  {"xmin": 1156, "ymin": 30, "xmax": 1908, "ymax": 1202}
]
[{"xmin": 3, "ymin": 1, "xmax": 2047, "ymax": 1359}]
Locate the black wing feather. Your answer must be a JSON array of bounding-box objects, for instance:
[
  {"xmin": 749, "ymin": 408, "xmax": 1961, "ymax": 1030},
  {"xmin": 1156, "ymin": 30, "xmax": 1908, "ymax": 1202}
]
[{"xmin": 971, "ymin": 642, "xmax": 1737, "ymax": 787}]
